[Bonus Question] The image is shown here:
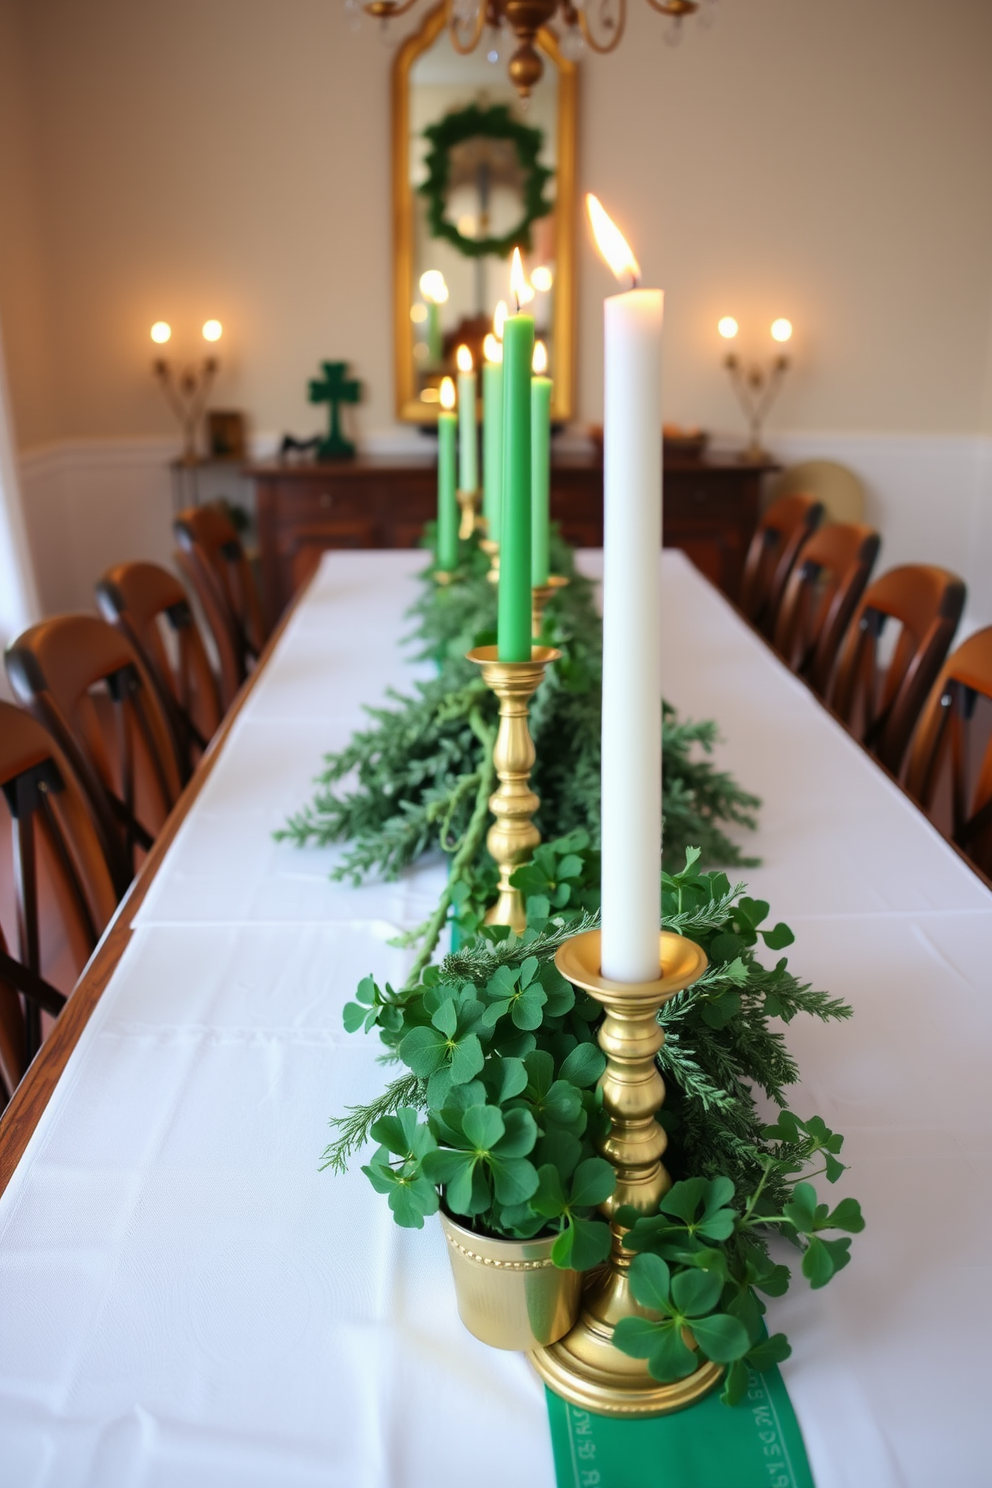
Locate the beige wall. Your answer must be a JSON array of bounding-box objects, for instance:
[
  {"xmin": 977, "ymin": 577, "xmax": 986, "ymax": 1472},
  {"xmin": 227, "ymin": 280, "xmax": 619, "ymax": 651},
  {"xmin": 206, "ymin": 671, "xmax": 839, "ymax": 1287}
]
[{"xmin": 1, "ymin": 0, "xmax": 991, "ymax": 451}]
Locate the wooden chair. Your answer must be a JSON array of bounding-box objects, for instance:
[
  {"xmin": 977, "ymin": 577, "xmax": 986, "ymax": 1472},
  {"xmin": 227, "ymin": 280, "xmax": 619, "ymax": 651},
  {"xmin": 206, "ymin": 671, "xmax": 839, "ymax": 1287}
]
[
  {"xmin": 772, "ymin": 522, "xmax": 881, "ymax": 695},
  {"xmin": 96, "ymin": 561, "xmax": 222, "ymax": 784},
  {"xmin": 5, "ymin": 615, "xmax": 182, "ymax": 896},
  {"xmin": 174, "ymin": 505, "xmax": 269, "ymax": 709},
  {"xmin": 904, "ymin": 628, "xmax": 992, "ymax": 876},
  {"xmin": 829, "ymin": 565, "xmax": 966, "ymax": 777},
  {"xmin": 739, "ymin": 493, "xmax": 823, "ymax": 635},
  {"xmin": 0, "ymin": 703, "xmax": 117, "ymax": 1101}
]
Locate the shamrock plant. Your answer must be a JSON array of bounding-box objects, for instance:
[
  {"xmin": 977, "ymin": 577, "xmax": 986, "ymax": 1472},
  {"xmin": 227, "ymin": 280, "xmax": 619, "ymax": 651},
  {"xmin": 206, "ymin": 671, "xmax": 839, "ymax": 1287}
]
[{"xmin": 327, "ymin": 846, "xmax": 864, "ymax": 1406}]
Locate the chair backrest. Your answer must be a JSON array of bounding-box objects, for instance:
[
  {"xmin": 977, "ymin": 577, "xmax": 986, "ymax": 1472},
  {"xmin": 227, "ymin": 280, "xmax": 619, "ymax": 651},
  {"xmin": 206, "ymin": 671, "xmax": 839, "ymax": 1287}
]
[
  {"xmin": 772, "ymin": 522, "xmax": 881, "ymax": 694},
  {"xmin": 0, "ymin": 702, "xmax": 117, "ymax": 1100},
  {"xmin": 173, "ymin": 505, "xmax": 269, "ymax": 709},
  {"xmin": 768, "ymin": 459, "xmax": 866, "ymax": 525},
  {"xmin": 904, "ymin": 627, "xmax": 992, "ymax": 876},
  {"xmin": 96, "ymin": 561, "xmax": 222, "ymax": 783},
  {"xmin": 739, "ymin": 493, "xmax": 823, "ymax": 634},
  {"xmin": 829, "ymin": 564, "xmax": 966, "ymax": 776},
  {"xmin": 5, "ymin": 615, "xmax": 183, "ymax": 895}
]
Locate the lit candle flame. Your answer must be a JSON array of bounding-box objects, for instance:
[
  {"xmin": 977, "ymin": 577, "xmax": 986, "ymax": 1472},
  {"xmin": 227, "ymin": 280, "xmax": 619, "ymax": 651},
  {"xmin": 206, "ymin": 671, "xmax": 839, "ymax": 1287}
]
[
  {"xmin": 439, "ymin": 376, "xmax": 456, "ymax": 411},
  {"xmin": 420, "ymin": 270, "xmax": 449, "ymax": 305},
  {"xmin": 483, "ymin": 333, "xmax": 503, "ymax": 364},
  {"xmin": 717, "ymin": 316, "xmax": 739, "ymax": 340},
  {"xmin": 532, "ymin": 340, "xmax": 548, "ymax": 375},
  {"xmin": 771, "ymin": 318, "xmax": 793, "ymax": 343},
  {"xmin": 456, "ymin": 344, "xmax": 473, "ymax": 373},
  {"xmin": 493, "ymin": 300, "xmax": 508, "ymax": 340},
  {"xmin": 150, "ymin": 321, "xmax": 171, "ymax": 344},
  {"xmin": 510, "ymin": 248, "xmax": 527, "ymax": 312},
  {"xmin": 202, "ymin": 319, "xmax": 223, "ymax": 342},
  {"xmin": 586, "ymin": 193, "xmax": 641, "ymax": 289}
]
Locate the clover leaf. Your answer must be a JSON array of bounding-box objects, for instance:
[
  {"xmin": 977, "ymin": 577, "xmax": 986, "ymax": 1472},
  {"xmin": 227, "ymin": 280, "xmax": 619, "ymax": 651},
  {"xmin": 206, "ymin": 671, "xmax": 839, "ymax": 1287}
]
[
  {"xmin": 342, "ymin": 975, "xmax": 381, "ymax": 1034},
  {"xmin": 360, "ymin": 1106, "xmax": 439, "ymax": 1229},
  {"xmin": 481, "ymin": 959, "xmax": 547, "ymax": 1031},
  {"xmin": 399, "ymin": 993, "xmax": 486, "ymax": 1106},
  {"xmin": 531, "ymin": 1157, "xmax": 615, "ymax": 1269},
  {"xmin": 614, "ymin": 1253, "xmax": 750, "ymax": 1382},
  {"xmin": 422, "ymin": 1103, "xmax": 539, "ymax": 1217}
]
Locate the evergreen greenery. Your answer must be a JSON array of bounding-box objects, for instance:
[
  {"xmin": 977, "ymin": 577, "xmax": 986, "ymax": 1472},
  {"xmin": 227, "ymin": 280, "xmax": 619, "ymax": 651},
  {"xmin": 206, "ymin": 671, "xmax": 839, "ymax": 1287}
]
[{"xmin": 278, "ymin": 531, "xmax": 760, "ymax": 945}]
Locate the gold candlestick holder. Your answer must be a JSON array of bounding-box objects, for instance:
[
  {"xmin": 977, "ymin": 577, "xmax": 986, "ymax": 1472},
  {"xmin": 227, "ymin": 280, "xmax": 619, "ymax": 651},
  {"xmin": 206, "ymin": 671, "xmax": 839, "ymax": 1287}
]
[
  {"xmin": 531, "ymin": 574, "xmax": 570, "ymax": 638},
  {"xmin": 466, "ymin": 643, "xmax": 560, "ymax": 933},
  {"xmin": 531, "ymin": 927, "xmax": 723, "ymax": 1417},
  {"xmin": 480, "ymin": 538, "xmax": 500, "ymax": 585},
  {"xmin": 457, "ymin": 488, "xmax": 482, "ymax": 541}
]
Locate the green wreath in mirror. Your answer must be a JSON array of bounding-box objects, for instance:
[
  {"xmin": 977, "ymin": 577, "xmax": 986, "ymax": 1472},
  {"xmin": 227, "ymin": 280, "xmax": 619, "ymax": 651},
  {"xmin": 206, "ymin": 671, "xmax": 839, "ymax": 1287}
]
[{"xmin": 419, "ymin": 103, "xmax": 554, "ymax": 261}]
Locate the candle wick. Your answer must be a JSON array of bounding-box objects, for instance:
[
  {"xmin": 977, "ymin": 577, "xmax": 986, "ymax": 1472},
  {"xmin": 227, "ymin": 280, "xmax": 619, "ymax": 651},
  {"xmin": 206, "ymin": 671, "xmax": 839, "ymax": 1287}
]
[
  {"xmin": 514, "ymin": 293, "xmax": 520, "ymax": 313},
  {"xmin": 630, "ymin": 272, "xmax": 640, "ymax": 291}
]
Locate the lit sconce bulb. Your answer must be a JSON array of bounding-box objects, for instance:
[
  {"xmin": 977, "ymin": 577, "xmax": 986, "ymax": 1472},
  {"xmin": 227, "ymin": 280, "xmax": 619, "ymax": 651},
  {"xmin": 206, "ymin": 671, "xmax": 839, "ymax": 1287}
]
[
  {"xmin": 770, "ymin": 318, "xmax": 793, "ymax": 343},
  {"xmin": 419, "ymin": 270, "xmax": 449, "ymax": 305},
  {"xmin": 493, "ymin": 300, "xmax": 508, "ymax": 340},
  {"xmin": 717, "ymin": 316, "xmax": 739, "ymax": 340},
  {"xmin": 531, "ymin": 265, "xmax": 553, "ymax": 293},
  {"xmin": 532, "ymin": 339, "xmax": 548, "ymax": 375},
  {"xmin": 439, "ymin": 375, "xmax": 456, "ymax": 411},
  {"xmin": 410, "ymin": 303, "xmax": 428, "ymax": 324},
  {"xmin": 483, "ymin": 333, "xmax": 503, "ymax": 363},
  {"xmin": 150, "ymin": 321, "xmax": 171, "ymax": 344},
  {"xmin": 202, "ymin": 319, "xmax": 223, "ymax": 342},
  {"xmin": 586, "ymin": 193, "xmax": 640, "ymax": 288},
  {"xmin": 456, "ymin": 344, "xmax": 473, "ymax": 373},
  {"xmin": 510, "ymin": 248, "xmax": 526, "ymax": 310}
]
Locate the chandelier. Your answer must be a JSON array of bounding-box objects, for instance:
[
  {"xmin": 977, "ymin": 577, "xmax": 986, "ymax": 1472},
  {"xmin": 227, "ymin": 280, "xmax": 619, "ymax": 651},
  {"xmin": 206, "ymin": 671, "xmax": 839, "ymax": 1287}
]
[{"xmin": 360, "ymin": 0, "xmax": 706, "ymax": 97}]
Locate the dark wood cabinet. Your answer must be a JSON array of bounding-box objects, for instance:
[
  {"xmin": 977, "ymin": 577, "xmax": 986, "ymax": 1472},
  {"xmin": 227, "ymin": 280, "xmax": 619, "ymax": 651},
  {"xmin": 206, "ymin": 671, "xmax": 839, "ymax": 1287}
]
[{"xmin": 248, "ymin": 451, "xmax": 775, "ymax": 620}]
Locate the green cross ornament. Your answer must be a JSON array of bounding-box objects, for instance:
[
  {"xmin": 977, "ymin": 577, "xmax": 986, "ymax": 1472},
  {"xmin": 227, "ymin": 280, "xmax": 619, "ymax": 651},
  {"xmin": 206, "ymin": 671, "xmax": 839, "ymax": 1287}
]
[{"xmin": 308, "ymin": 360, "xmax": 361, "ymax": 459}]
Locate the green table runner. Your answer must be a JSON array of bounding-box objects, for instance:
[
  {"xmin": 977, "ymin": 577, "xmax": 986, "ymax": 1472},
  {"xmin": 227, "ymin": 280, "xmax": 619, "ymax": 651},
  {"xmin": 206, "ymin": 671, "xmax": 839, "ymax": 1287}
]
[{"xmin": 546, "ymin": 1365, "xmax": 814, "ymax": 1488}]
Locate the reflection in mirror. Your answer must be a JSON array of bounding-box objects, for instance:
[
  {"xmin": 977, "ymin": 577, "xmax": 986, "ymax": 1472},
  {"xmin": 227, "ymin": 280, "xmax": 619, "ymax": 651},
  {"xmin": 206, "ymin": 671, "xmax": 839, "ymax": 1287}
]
[{"xmin": 394, "ymin": 6, "xmax": 575, "ymax": 422}]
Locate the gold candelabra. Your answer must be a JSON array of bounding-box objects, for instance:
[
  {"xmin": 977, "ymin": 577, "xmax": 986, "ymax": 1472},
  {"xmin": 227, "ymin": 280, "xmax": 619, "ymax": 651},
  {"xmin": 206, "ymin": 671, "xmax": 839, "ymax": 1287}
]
[
  {"xmin": 531, "ymin": 573, "xmax": 569, "ymax": 638},
  {"xmin": 466, "ymin": 643, "xmax": 559, "ymax": 933},
  {"xmin": 531, "ymin": 927, "xmax": 724, "ymax": 1416},
  {"xmin": 723, "ymin": 351, "xmax": 790, "ymax": 464},
  {"xmin": 153, "ymin": 356, "xmax": 219, "ymax": 464},
  {"xmin": 457, "ymin": 488, "xmax": 482, "ymax": 541}
]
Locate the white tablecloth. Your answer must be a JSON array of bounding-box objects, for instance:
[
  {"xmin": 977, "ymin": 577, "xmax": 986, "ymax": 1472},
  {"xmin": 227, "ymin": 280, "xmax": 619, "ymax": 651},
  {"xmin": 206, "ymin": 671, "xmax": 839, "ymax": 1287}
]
[{"xmin": 1, "ymin": 549, "xmax": 990, "ymax": 1488}]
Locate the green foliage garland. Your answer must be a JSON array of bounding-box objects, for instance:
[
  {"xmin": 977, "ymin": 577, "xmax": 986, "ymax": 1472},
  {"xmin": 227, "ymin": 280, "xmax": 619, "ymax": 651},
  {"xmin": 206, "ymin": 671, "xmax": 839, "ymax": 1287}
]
[
  {"xmin": 278, "ymin": 531, "xmax": 761, "ymax": 955},
  {"xmin": 285, "ymin": 531, "xmax": 862, "ymax": 1406},
  {"xmin": 418, "ymin": 102, "xmax": 554, "ymax": 260}
]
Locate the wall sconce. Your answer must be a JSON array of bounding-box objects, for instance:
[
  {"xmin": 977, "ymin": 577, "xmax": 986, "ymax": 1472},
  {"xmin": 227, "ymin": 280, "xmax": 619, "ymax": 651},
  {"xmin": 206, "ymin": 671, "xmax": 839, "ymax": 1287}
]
[
  {"xmin": 718, "ymin": 316, "xmax": 792, "ymax": 463},
  {"xmin": 151, "ymin": 320, "xmax": 222, "ymax": 464}
]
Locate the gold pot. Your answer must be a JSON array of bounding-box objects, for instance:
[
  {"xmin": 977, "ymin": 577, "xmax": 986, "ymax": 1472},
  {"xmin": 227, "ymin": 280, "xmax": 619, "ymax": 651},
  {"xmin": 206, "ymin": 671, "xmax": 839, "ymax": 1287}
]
[{"xmin": 439, "ymin": 1210, "xmax": 582, "ymax": 1352}]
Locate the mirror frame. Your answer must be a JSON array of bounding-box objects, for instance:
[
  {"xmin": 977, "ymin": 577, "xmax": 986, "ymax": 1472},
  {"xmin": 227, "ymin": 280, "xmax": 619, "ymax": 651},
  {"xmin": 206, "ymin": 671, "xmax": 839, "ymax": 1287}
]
[{"xmin": 392, "ymin": 5, "xmax": 577, "ymax": 425}]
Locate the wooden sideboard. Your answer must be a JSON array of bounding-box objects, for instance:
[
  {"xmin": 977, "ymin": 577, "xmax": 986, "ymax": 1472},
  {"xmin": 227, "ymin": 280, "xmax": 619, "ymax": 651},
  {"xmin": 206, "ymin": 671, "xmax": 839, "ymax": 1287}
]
[{"xmin": 248, "ymin": 451, "xmax": 776, "ymax": 620}]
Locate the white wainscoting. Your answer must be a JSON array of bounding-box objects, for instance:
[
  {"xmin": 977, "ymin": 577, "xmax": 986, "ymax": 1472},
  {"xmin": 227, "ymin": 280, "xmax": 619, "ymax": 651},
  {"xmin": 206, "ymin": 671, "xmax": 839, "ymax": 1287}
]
[{"xmin": 15, "ymin": 430, "xmax": 992, "ymax": 633}]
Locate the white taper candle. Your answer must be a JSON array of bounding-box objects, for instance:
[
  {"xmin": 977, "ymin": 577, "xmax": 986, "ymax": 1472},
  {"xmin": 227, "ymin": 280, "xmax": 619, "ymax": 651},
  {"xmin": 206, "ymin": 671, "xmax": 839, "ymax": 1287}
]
[{"xmin": 600, "ymin": 288, "xmax": 664, "ymax": 982}]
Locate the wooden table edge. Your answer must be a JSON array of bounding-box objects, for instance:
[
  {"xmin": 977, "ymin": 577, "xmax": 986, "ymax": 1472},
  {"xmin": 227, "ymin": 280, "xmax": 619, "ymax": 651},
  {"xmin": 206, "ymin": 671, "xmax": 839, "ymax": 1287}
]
[{"xmin": 0, "ymin": 574, "xmax": 311, "ymax": 1196}]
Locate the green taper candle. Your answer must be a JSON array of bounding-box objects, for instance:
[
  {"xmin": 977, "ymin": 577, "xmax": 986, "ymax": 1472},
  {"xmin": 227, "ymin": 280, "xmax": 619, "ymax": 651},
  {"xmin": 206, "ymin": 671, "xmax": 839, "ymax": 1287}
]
[
  {"xmin": 530, "ymin": 339, "xmax": 552, "ymax": 587},
  {"xmin": 456, "ymin": 345, "xmax": 478, "ymax": 493},
  {"xmin": 437, "ymin": 377, "xmax": 458, "ymax": 571},
  {"xmin": 482, "ymin": 341, "xmax": 503, "ymax": 539},
  {"xmin": 498, "ymin": 262, "xmax": 534, "ymax": 662}
]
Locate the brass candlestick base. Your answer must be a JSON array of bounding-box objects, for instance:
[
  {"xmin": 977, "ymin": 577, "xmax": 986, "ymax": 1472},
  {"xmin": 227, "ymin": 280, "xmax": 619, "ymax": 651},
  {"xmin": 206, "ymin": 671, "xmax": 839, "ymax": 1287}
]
[
  {"xmin": 466, "ymin": 644, "xmax": 560, "ymax": 933},
  {"xmin": 531, "ymin": 574, "xmax": 570, "ymax": 638},
  {"xmin": 531, "ymin": 928, "xmax": 723, "ymax": 1417},
  {"xmin": 457, "ymin": 488, "xmax": 481, "ymax": 541},
  {"xmin": 479, "ymin": 538, "xmax": 500, "ymax": 585}
]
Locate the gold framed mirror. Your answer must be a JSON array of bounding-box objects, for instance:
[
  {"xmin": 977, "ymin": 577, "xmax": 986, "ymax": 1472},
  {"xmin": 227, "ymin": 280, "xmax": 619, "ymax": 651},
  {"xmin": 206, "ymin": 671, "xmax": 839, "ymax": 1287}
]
[{"xmin": 392, "ymin": 5, "xmax": 576, "ymax": 424}]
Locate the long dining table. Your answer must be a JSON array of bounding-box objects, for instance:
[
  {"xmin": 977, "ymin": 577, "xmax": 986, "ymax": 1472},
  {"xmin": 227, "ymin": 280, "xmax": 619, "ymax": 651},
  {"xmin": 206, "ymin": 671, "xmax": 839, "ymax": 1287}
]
[{"xmin": 1, "ymin": 548, "xmax": 990, "ymax": 1488}]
